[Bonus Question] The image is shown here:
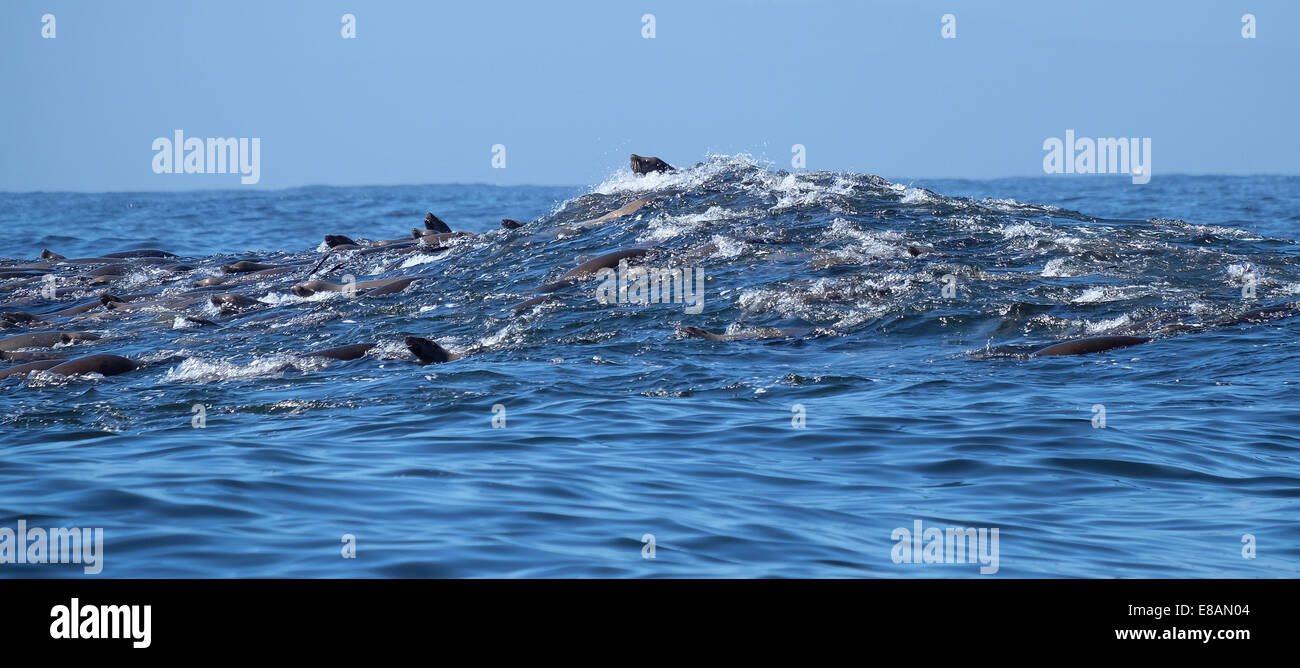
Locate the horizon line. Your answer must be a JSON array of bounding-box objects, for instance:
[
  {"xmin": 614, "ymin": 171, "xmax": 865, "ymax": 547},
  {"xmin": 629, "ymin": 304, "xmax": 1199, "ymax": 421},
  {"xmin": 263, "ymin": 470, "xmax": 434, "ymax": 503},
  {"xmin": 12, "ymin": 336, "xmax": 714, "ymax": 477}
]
[{"xmin": 2, "ymin": 172, "xmax": 1297, "ymax": 196}]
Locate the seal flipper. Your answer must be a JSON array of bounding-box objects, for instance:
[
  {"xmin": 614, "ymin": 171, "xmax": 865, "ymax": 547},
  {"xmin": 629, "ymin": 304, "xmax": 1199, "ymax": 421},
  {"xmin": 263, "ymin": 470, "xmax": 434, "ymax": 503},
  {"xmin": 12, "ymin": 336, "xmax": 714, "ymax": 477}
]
[
  {"xmin": 678, "ymin": 326, "xmax": 726, "ymax": 341},
  {"xmin": 404, "ymin": 336, "xmax": 457, "ymax": 365},
  {"xmin": 1031, "ymin": 335, "xmax": 1150, "ymax": 357},
  {"xmin": 424, "ymin": 212, "xmax": 453, "ymax": 234}
]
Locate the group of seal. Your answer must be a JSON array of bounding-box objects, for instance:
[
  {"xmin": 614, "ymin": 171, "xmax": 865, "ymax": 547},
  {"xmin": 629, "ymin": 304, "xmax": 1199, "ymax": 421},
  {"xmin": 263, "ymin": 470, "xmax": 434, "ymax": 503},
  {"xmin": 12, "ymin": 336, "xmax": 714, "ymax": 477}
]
[
  {"xmin": 0, "ymin": 160, "xmax": 690, "ymax": 379},
  {"xmin": 0, "ymin": 329, "xmax": 139, "ymax": 378},
  {"xmin": 0, "ymin": 202, "xmax": 477, "ymax": 378},
  {"xmin": 2, "ymin": 152, "xmax": 1297, "ymax": 384}
]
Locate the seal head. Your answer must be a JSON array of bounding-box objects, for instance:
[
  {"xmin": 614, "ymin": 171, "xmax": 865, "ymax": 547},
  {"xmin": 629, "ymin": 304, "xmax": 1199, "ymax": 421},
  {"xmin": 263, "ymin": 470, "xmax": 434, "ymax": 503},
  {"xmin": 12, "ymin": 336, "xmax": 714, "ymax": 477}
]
[{"xmin": 630, "ymin": 154, "xmax": 674, "ymax": 175}]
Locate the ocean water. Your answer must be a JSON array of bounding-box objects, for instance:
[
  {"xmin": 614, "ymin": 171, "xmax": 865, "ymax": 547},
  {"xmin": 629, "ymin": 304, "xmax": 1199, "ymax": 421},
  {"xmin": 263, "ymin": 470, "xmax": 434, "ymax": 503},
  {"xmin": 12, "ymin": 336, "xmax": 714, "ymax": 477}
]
[{"xmin": 2, "ymin": 156, "xmax": 1298, "ymax": 578}]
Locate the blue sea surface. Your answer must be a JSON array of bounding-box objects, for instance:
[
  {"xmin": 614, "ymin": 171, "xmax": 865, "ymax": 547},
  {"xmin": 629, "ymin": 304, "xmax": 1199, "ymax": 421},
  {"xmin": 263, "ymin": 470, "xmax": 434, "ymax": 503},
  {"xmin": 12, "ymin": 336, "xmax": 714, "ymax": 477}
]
[{"xmin": 1, "ymin": 157, "xmax": 1298, "ymax": 577}]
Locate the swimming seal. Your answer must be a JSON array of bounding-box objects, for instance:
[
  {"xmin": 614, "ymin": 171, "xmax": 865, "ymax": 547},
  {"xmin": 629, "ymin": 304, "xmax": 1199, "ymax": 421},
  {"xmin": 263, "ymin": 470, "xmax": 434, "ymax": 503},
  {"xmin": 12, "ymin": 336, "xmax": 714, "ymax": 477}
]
[
  {"xmin": 542, "ymin": 248, "xmax": 650, "ymax": 292},
  {"xmin": 45, "ymin": 354, "xmax": 141, "ymax": 376},
  {"xmin": 404, "ymin": 336, "xmax": 458, "ymax": 364},
  {"xmin": 558, "ymin": 191, "xmax": 679, "ymax": 233},
  {"xmin": 1031, "ymin": 335, "xmax": 1151, "ymax": 357},
  {"xmin": 1, "ymin": 311, "xmax": 42, "ymax": 327},
  {"xmin": 501, "ymin": 218, "xmax": 525, "ymax": 230},
  {"xmin": 630, "ymin": 154, "xmax": 674, "ymax": 175},
  {"xmin": 0, "ymin": 331, "xmax": 99, "ymax": 351},
  {"xmin": 210, "ymin": 293, "xmax": 263, "ymax": 313},
  {"xmin": 222, "ymin": 261, "xmax": 278, "ymax": 274},
  {"xmin": 290, "ymin": 277, "xmax": 416, "ymax": 298},
  {"xmin": 47, "ymin": 300, "xmax": 107, "ymax": 318},
  {"xmin": 678, "ymin": 326, "xmax": 810, "ymax": 341},
  {"xmin": 1213, "ymin": 304, "xmax": 1300, "ymax": 327},
  {"xmin": 86, "ymin": 264, "xmax": 129, "ymax": 277},
  {"xmin": 0, "ymin": 269, "xmax": 50, "ymax": 279},
  {"xmin": 509, "ymin": 248, "xmax": 652, "ymax": 312},
  {"xmin": 40, "ymin": 249, "xmax": 66, "ymax": 260}
]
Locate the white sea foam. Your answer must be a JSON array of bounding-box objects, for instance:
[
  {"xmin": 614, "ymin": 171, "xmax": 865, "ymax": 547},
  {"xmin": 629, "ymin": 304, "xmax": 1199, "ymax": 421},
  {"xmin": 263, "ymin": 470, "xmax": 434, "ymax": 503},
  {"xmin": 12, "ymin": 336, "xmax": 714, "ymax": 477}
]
[
  {"xmin": 1042, "ymin": 258, "xmax": 1080, "ymax": 277},
  {"xmin": 162, "ymin": 355, "xmax": 308, "ymax": 383}
]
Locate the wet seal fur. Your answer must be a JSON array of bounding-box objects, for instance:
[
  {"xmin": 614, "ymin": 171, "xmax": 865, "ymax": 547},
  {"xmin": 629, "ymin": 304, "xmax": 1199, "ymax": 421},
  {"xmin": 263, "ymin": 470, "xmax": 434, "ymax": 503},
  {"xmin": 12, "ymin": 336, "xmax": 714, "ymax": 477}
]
[
  {"xmin": 0, "ymin": 331, "xmax": 100, "ymax": 351},
  {"xmin": 222, "ymin": 261, "xmax": 279, "ymax": 274},
  {"xmin": 103, "ymin": 250, "xmax": 177, "ymax": 259},
  {"xmin": 0, "ymin": 359, "xmax": 64, "ymax": 379},
  {"xmin": 678, "ymin": 326, "xmax": 811, "ymax": 341},
  {"xmin": 302, "ymin": 343, "xmax": 376, "ymax": 361},
  {"xmin": 510, "ymin": 248, "xmax": 652, "ymax": 312},
  {"xmin": 45, "ymin": 354, "xmax": 141, "ymax": 376},
  {"xmin": 290, "ymin": 277, "xmax": 416, "ymax": 298},
  {"xmin": 211, "ymin": 293, "xmax": 264, "ymax": 314},
  {"xmin": 301, "ymin": 339, "xmax": 456, "ymax": 365}
]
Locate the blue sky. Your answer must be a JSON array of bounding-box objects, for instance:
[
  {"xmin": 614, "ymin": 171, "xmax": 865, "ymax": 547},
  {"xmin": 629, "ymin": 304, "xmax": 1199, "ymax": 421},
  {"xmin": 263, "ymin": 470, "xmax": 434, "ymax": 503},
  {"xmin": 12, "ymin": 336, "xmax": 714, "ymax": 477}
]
[{"xmin": 1, "ymin": 0, "xmax": 1297, "ymax": 191}]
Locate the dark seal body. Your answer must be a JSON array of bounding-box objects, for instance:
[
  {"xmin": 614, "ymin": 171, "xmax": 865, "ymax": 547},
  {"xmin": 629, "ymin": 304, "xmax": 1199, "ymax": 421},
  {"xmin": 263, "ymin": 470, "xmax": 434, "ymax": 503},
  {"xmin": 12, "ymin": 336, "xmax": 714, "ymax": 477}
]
[
  {"xmin": 303, "ymin": 343, "xmax": 376, "ymax": 361},
  {"xmin": 405, "ymin": 336, "xmax": 458, "ymax": 364},
  {"xmin": 0, "ymin": 360, "xmax": 64, "ymax": 379}
]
